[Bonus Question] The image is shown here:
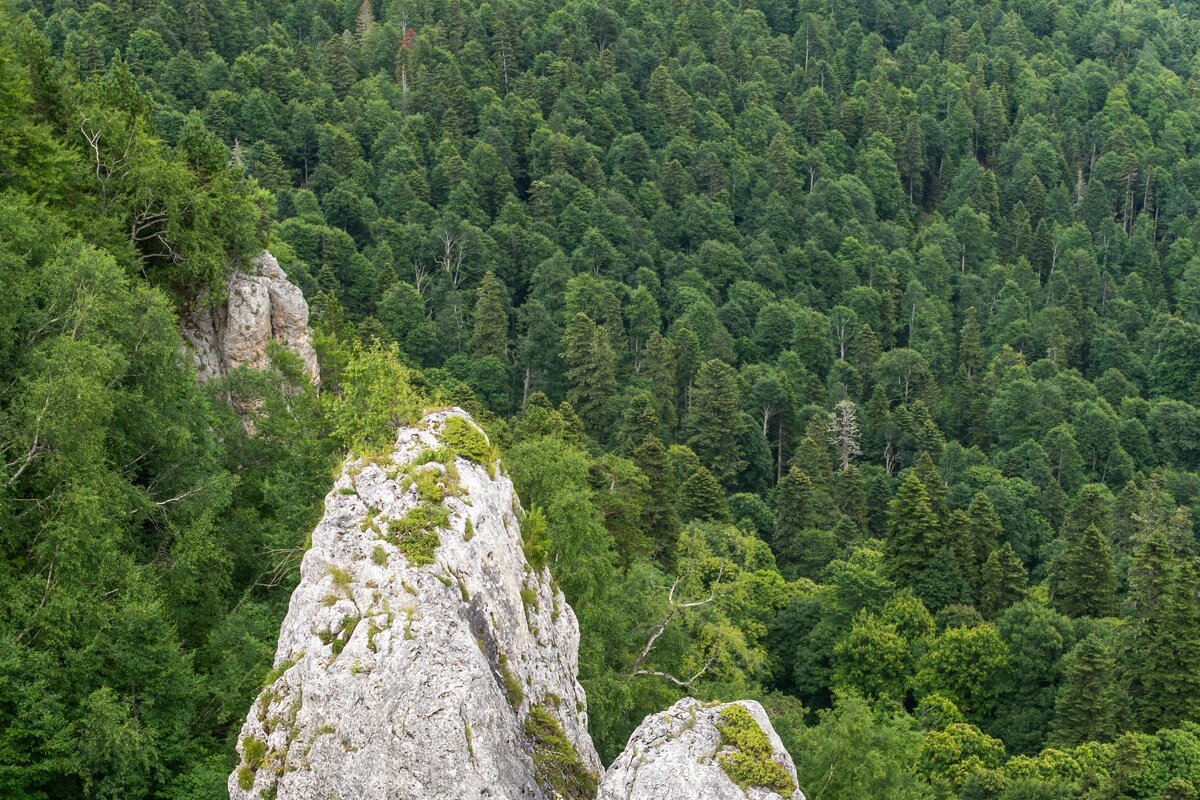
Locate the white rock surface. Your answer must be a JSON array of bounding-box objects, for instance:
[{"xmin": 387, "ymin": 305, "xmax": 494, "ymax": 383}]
[
  {"xmin": 598, "ymin": 698, "xmax": 806, "ymax": 800},
  {"xmin": 182, "ymin": 251, "xmax": 319, "ymax": 384},
  {"xmin": 228, "ymin": 409, "xmax": 600, "ymax": 800}
]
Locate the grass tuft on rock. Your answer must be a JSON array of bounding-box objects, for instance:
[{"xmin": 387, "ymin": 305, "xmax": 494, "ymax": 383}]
[{"xmin": 524, "ymin": 704, "xmax": 598, "ymax": 800}]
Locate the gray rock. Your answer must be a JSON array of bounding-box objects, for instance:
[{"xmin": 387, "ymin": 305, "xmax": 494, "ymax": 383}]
[
  {"xmin": 182, "ymin": 251, "xmax": 319, "ymax": 384},
  {"xmin": 598, "ymin": 698, "xmax": 806, "ymax": 800},
  {"xmin": 228, "ymin": 409, "xmax": 600, "ymax": 800}
]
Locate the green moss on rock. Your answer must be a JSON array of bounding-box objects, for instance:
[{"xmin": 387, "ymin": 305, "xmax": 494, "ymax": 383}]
[{"xmin": 714, "ymin": 704, "xmax": 795, "ymax": 796}]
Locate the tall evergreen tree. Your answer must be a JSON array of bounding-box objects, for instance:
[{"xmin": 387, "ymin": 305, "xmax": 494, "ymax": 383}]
[
  {"xmin": 471, "ymin": 269, "xmax": 509, "ymax": 360},
  {"xmin": 685, "ymin": 359, "xmax": 747, "ymax": 488},
  {"xmin": 561, "ymin": 312, "xmax": 616, "ymax": 434},
  {"xmin": 887, "ymin": 473, "xmax": 944, "ymax": 584},
  {"xmin": 1049, "ymin": 524, "xmax": 1117, "ymax": 618},
  {"xmin": 1053, "ymin": 635, "xmax": 1117, "ymax": 746}
]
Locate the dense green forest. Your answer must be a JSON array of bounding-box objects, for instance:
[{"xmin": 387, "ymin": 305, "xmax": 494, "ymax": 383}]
[{"xmin": 5, "ymin": 0, "xmax": 1200, "ymax": 795}]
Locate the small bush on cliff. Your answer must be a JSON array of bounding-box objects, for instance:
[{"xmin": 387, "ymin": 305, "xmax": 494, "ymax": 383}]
[{"xmin": 441, "ymin": 415, "xmax": 496, "ymax": 469}]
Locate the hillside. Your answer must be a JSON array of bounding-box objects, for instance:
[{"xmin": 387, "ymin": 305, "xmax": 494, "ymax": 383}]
[{"xmin": 3, "ymin": 0, "xmax": 1200, "ymax": 797}]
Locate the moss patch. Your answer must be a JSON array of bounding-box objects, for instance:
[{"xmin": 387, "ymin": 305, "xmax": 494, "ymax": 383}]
[
  {"xmin": 714, "ymin": 704, "xmax": 795, "ymax": 796},
  {"xmin": 383, "ymin": 503, "xmax": 448, "ymax": 566},
  {"xmin": 524, "ymin": 704, "xmax": 599, "ymax": 800}
]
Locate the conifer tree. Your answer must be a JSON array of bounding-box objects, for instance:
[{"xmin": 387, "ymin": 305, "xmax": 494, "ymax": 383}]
[
  {"xmin": 978, "ymin": 543, "xmax": 1027, "ymax": 616},
  {"xmin": 966, "ymin": 491, "xmax": 1002, "ymax": 589},
  {"xmin": 1052, "ymin": 635, "xmax": 1117, "ymax": 746},
  {"xmin": 631, "ymin": 434, "xmax": 680, "ymax": 561},
  {"xmin": 887, "ymin": 473, "xmax": 944, "ymax": 583},
  {"xmin": 1050, "ymin": 524, "xmax": 1117, "ymax": 618},
  {"xmin": 561, "ymin": 312, "xmax": 615, "ymax": 434},
  {"xmin": 685, "ymin": 359, "xmax": 747, "ymax": 488},
  {"xmin": 471, "ymin": 270, "xmax": 508, "ymax": 360},
  {"xmin": 681, "ymin": 466, "xmax": 729, "ymax": 523}
]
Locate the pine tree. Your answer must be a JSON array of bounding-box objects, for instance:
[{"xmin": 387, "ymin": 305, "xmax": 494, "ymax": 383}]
[
  {"xmin": 685, "ymin": 359, "xmax": 747, "ymax": 488},
  {"xmin": 978, "ymin": 543, "xmax": 1027, "ymax": 616},
  {"xmin": 887, "ymin": 473, "xmax": 944, "ymax": 583},
  {"xmin": 1052, "ymin": 635, "xmax": 1117, "ymax": 746},
  {"xmin": 561, "ymin": 312, "xmax": 616, "ymax": 434},
  {"xmin": 1050, "ymin": 524, "xmax": 1117, "ymax": 618},
  {"xmin": 471, "ymin": 270, "xmax": 509, "ymax": 360}
]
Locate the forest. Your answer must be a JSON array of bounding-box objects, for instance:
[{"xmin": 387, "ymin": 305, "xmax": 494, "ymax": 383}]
[{"xmin": 3, "ymin": 0, "xmax": 1200, "ymax": 795}]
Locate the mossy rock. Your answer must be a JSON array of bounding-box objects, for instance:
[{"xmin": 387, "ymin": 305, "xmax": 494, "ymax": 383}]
[{"xmin": 714, "ymin": 704, "xmax": 796, "ymax": 796}]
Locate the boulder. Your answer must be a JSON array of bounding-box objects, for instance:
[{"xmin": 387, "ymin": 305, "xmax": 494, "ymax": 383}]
[{"xmin": 598, "ymin": 697, "xmax": 806, "ymax": 800}]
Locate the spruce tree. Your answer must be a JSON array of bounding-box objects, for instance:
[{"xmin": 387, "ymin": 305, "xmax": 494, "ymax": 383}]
[
  {"xmin": 887, "ymin": 473, "xmax": 944, "ymax": 583},
  {"xmin": 1052, "ymin": 635, "xmax": 1117, "ymax": 746},
  {"xmin": 471, "ymin": 270, "xmax": 509, "ymax": 360},
  {"xmin": 1050, "ymin": 523, "xmax": 1117, "ymax": 618}
]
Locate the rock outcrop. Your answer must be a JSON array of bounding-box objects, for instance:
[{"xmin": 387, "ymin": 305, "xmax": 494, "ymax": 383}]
[
  {"xmin": 229, "ymin": 409, "xmax": 600, "ymax": 800},
  {"xmin": 598, "ymin": 698, "xmax": 806, "ymax": 800},
  {"xmin": 182, "ymin": 250, "xmax": 319, "ymax": 384}
]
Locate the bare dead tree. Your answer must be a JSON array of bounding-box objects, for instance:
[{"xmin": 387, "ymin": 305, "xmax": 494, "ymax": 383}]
[
  {"xmin": 436, "ymin": 228, "xmax": 467, "ymax": 289},
  {"xmin": 413, "ymin": 257, "xmax": 431, "ymax": 297},
  {"xmin": 631, "ymin": 567, "xmax": 724, "ymax": 688},
  {"xmin": 827, "ymin": 399, "xmax": 861, "ymax": 472}
]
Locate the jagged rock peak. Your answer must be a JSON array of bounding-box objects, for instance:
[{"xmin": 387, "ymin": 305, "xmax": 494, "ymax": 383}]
[
  {"xmin": 599, "ymin": 697, "xmax": 806, "ymax": 800},
  {"xmin": 229, "ymin": 408, "xmax": 600, "ymax": 800},
  {"xmin": 182, "ymin": 250, "xmax": 319, "ymax": 384}
]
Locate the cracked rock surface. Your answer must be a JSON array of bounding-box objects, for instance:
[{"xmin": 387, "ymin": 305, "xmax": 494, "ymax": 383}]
[{"xmin": 228, "ymin": 409, "xmax": 599, "ymax": 800}]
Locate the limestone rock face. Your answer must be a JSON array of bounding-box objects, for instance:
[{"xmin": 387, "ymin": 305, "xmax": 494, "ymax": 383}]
[
  {"xmin": 228, "ymin": 409, "xmax": 600, "ymax": 800},
  {"xmin": 598, "ymin": 698, "xmax": 806, "ymax": 800},
  {"xmin": 182, "ymin": 251, "xmax": 319, "ymax": 384}
]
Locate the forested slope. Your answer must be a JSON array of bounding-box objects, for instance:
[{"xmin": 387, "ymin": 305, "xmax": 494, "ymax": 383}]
[{"xmin": 5, "ymin": 0, "xmax": 1200, "ymax": 796}]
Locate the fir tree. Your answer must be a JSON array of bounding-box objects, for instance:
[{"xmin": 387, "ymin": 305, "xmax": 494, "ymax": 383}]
[
  {"xmin": 887, "ymin": 473, "xmax": 944, "ymax": 584},
  {"xmin": 685, "ymin": 359, "xmax": 747, "ymax": 488},
  {"xmin": 681, "ymin": 466, "xmax": 729, "ymax": 523},
  {"xmin": 978, "ymin": 543, "xmax": 1027, "ymax": 617},
  {"xmin": 561, "ymin": 313, "xmax": 616, "ymax": 434}
]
